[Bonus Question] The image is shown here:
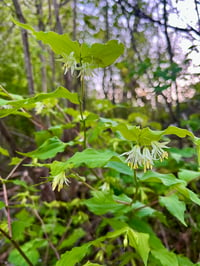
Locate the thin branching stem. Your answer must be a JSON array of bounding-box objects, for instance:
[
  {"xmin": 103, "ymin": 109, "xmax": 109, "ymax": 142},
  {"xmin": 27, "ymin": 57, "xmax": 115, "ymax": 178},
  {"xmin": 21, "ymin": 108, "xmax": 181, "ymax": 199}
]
[
  {"xmin": 32, "ymin": 207, "xmax": 60, "ymax": 260},
  {"xmin": 79, "ymin": 74, "xmax": 86, "ymax": 149},
  {"xmin": 2, "ymin": 183, "xmax": 12, "ymax": 237},
  {"xmin": 133, "ymin": 169, "xmax": 139, "ymax": 202},
  {"xmin": 0, "ymin": 159, "xmax": 24, "ymax": 237},
  {"xmin": 0, "ymin": 228, "xmax": 34, "ymax": 266}
]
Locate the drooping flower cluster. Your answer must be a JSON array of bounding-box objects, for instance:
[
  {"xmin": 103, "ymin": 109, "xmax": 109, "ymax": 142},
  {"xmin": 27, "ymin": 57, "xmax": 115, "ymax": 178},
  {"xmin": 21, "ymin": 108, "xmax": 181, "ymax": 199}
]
[
  {"xmin": 121, "ymin": 141, "xmax": 169, "ymax": 172},
  {"xmin": 60, "ymin": 52, "xmax": 96, "ymax": 80},
  {"xmin": 52, "ymin": 172, "xmax": 70, "ymax": 192},
  {"xmin": 62, "ymin": 52, "xmax": 77, "ymax": 75}
]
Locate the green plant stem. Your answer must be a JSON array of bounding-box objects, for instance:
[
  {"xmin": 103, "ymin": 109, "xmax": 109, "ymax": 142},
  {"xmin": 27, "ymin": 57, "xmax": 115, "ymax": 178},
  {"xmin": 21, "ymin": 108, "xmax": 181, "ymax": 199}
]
[
  {"xmin": 2, "ymin": 183, "xmax": 12, "ymax": 238},
  {"xmin": 32, "ymin": 207, "xmax": 60, "ymax": 260},
  {"xmin": 79, "ymin": 77, "xmax": 86, "ymax": 149},
  {"xmin": 0, "ymin": 161, "xmax": 24, "ymax": 238},
  {"xmin": 0, "ymin": 228, "xmax": 33, "ymax": 266},
  {"xmin": 71, "ymin": 170, "xmax": 97, "ymax": 191},
  {"xmin": 133, "ymin": 169, "xmax": 139, "ymax": 202}
]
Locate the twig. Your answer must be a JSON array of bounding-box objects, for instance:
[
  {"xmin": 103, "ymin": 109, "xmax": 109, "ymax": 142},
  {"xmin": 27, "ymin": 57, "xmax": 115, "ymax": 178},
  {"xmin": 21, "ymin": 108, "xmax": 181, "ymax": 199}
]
[
  {"xmin": 1, "ymin": 158, "xmax": 25, "ymax": 237},
  {"xmin": 0, "ymin": 228, "xmax": 33, "ymax": 266},
  {"xmin": 32, "ymin": 208, "xmax": 60, "ymax": 260},
  {"xmin": 6, "ymin": 158, "xmax": 25, "ymax": 180},
  {"xmin": 2, "ymin": 183, "xmax": 12, "ymax": 238}
]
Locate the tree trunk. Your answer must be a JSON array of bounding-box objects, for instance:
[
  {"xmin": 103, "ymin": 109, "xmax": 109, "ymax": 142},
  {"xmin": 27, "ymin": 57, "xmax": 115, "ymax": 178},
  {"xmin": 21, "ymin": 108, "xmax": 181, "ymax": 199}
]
[
  {"xmin": 53, "ymin": 0, "xmax": 63, "ymax": 34},
  {"xmin": 35, "ymin": 0, "xmax": 47, "ymax": 93},
  {"xmin": 12, "ymin": 0, "xmax": 34, "ymax": 95}
]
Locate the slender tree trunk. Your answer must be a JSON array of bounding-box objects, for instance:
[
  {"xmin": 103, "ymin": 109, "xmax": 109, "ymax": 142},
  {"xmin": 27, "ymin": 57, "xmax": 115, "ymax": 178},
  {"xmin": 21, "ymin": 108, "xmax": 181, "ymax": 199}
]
[
  {"xmin": 47, "ymin": 0, "xmax": 56, "ymax": 89},
  {"xmin": 12, "ymin": 0, "xmax": 34, "ymax": 95},
  {"xmin": 73, "ymin": 0, "xmax": 77, "ymax": 41},
  {"xmin": 35, "ymin": 0, "xmax": 47, "ymax": 93},
  {"xmin": 53, "ymin": 0, "xmax": 63, "ymax": 34}
]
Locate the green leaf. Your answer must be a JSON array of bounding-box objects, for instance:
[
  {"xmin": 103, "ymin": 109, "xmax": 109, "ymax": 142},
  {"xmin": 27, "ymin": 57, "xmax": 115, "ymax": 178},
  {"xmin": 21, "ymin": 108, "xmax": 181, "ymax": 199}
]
[
  {"xmin": 159, "ymin": 194, "xmax": 187, "ymax": 226},
  {"xmin": 50, "ymin": 148, "xmax": 117, "ymax": 175},
  {"xmin": 19, "ymin": 137, "xmax": 67, "ymax": 160},
  {"xmin": 113, "ymin": 124, "xmax": 141, "ymax": 141},
  {"xmin": 13, "ymin": 19, "xmax": 124, "ymax": 68},
  {"xmin": 9, "ymin": 157, "xmax": 23, "ymax": 166},
  {"xmin": 0, "ymin": 108, "xmax": 31, "ymax": 118},
  {"xmin": 113, "ymin": 124, "xmax": 164, "ymax": 145},
  {"xmin": 8, "ymin": 87, "xmax": 79, "ymax": 109},
  {"xmin": 127, "ymin": 228, "xmax": 150, "ymax": 266},
  {"xmin": 138, "ymin": 127, "xmax": 164, "ymax": 145},
  {"xmin": 151, "ymin": 249, "xmax": 178, "ymax": 266},
  {"xmin": 113, "ymin": 124, "xmax": 195, "ymax": 144},
  {"xmin": 31, "ymin": 86, "xmax": 79, "ymax": 104},
  {"xmin": 105, "ymin": 161, "xmax": 133, "ymax": 176},
  {"xmin": 84, "ymin": 191, "xmax": 131, "ymax": 215},
  {"xmin": 59, "ymin": 228, "xmax": 86, "ymax": 249},
  {"xmin": 0, "ymin": 201, "xmax": 5, "ymax": 209},
  {"xmin": 0, "ymin": 87, "xmax": 79, "ymax": 118},
  {"xmin": 131, "ymin": 201, "xmax": 160, "ymax": 218},
  {"xmin": 89, "ymin": 40, "xmax": 124, "ymax": 67},
  {"xmin": 12, "ymin": 220, "xmax": 28, "ymax": 241},
  {"xmin": 163, "ymin": 126, "xmax": 194, "ymax": 139},
  {"xmin": 66, "ymin": 148, "xmax": 117, "ymax": 168},
  {"xmin": 178, "ymin": 169, "xmax": 200, "ymax": 183},
  {"xmin": 176, "ymin": 185, "xmax": 200, "ymax": 206},
  {"xmin": 177, "ymin": 255, "xmax": 196, "ymax": 266},
  {"xmin": 0, "ymin": 146, "xmax": 9, "ymax": 156},
  {"xmin": 83, "ymin": 262, "xmax": 103, "ymax": 266},
  {"xmin": 56, "ymin": 243, "xmax": 90, "ymax": 266},
  {"xmin": 12, "ymin": 19, "xmax": 80, "ymax": 58},
  {"xmin": 8, "ymin": 241, "xmax": 40, "ymax": 266},
  {"xmin": 140, "ymin": 171, "xmax": 186, "ymax": 187}
]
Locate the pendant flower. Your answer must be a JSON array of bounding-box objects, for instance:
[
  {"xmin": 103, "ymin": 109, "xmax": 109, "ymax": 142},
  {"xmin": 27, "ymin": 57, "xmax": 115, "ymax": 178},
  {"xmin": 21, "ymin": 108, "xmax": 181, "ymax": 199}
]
[
  {"xmin": 151, "ymin": 141, "xmax": 169, "ymax": 161},
  {"xmin": 121, "ymin": 141, "xmax": 169, "ymax": 172},
  {"xmin": 52, "ymin": 172, "xmax": 70, "ymax": 192},
  {"xmin": 61, "ymin": 52, "xmax": 77, "ymax": 75},
  {"xmin": 59, "ymin": 52, "xmax": 96, "ymax": 80},
  {"xmin": 142, "ymin": 147, "xmax": 154, "ymax": 172},
  {"xmin": 77, "ymin": 62, "xmax": 96, "ymax": 81},
  {"xmin": 121, "ymin": 145, "xmax": 143, "ymax": 169}
]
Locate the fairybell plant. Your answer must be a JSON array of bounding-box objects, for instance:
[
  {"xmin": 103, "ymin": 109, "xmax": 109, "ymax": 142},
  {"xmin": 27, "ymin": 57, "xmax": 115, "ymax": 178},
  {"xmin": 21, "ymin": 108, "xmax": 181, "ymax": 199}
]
[{"xmin": 4, "ymin": 19, "xmax": 200, "ymax": 266}]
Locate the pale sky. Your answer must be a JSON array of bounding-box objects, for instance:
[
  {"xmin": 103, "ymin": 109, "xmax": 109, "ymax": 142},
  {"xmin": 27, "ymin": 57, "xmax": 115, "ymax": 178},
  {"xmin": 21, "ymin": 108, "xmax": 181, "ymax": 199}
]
[{"xmin": 169, "ymin": 0, "xmax": 200, "ymax": 72}]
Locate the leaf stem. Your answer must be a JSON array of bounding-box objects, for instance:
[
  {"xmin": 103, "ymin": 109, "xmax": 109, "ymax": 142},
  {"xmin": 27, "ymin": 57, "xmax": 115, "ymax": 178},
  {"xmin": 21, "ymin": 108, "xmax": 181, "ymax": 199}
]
[
  {"xmin": 133, "ymin": 169, "xmax": 139, "ymax": 202},
  {"xmin": 79, "ymin": 76, "xmax": 86, "ymax": 149},
  {"xmin": 78, "ymin": 57, "xmax": 87, "ymax": 150}
]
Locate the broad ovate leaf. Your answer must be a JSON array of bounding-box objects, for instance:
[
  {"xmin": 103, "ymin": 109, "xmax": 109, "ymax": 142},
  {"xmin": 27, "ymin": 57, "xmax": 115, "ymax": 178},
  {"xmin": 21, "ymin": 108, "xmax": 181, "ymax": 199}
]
[
  {"xmin": 151, "ymin": 249, "xmax": 178, "ymax": 266},
  {"xmin": 178, "ymin": 169, "xmax": 200, "ymax": 183},
  {"xmin": 19, "ymin": 137, "xmax": 67, "ymax": 160},
  {"xmin": 159, "ymin": 194, "xmax": 187, "ymax": 226},
  {"xmin": 140, "ymin": 171, "xmax": 186, "ymax": 187},
  {"xmin": 56, "ymin": 243, "xmax": 90, "ymax": 266},
  {"xmin": 0, "ymin": 146, "xmax": 9, "ymax": 157},
  {"xmin": 12, "ymin": 19, "xmax": 80, "ymax": 59},
  {"xmin": 84, "ymin": 191, "xmax": 131, "ymax": 215},
  {"xmin": 13, "ymin": 19, "xmax": 124, "ymax": 68},
  {"xmin": 127, "ymin": 228, "xmax": 150, "ymax": 266},
  {"xmin": 50, "ymin": 149, "xmax": 118, "ymax": 176}
]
